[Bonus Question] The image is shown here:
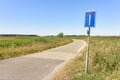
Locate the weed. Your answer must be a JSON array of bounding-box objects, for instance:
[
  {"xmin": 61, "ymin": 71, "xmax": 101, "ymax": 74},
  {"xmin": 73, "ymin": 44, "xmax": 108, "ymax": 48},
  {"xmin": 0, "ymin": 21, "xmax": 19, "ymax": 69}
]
[
  {"xmin": 0, "ymin": 36, "xmax": 72, "ymax": 60},
  {"xmin": 52, "ymin": 36, "xmax": 120, "ymax": 80}
]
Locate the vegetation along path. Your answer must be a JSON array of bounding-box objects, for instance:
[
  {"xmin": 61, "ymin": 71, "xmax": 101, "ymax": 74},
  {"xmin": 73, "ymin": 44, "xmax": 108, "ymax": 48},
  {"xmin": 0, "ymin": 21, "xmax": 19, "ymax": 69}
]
[{"xmin": 0, "ymin": 40, "xmax": 86, "ymax": 80}]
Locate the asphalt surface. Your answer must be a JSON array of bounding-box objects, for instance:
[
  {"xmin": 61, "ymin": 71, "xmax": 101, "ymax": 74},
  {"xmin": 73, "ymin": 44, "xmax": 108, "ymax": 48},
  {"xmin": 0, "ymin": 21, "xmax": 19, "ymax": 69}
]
[{"xmin": 0, "ymin": 40, "xmax": 86, "ymax": 80}]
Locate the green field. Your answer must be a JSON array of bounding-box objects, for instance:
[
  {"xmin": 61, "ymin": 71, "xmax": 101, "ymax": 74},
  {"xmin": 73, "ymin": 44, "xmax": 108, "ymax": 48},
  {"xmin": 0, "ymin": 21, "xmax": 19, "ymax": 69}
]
[
  {"xmin": 52, "ymin": 36, "xmax": 120, "ymax": 80},
  {"xmin": 0, "ymin": 36, "xmax": 72, "ymax": 60},
  {"xmin": 0, "ymin": 36, "xmax": 120, "ymax": 80}
]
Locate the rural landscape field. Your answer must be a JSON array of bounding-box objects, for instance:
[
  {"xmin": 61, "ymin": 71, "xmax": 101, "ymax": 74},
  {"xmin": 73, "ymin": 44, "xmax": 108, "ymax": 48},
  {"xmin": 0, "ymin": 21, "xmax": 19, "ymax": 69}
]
[
  {"xmin": 0, "ymin": 35, "xmax": 119, "ymax": 80},
  {"xmin": 0, "ymin": 36, "xmax": 72, "ymax": 60},
  {"xmin": 0, "ymin": 0, "xmax": 120, "ymax": 80},
  {"xmin": 52, "ymin": 36, "xmax": 120, "ymax": 80}
]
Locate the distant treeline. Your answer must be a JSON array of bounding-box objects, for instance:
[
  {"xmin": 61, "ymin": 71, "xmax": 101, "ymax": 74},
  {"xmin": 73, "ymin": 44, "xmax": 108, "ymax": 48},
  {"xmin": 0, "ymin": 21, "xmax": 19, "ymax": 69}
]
[
  {"xmin": 0, "ymin": 34, "xmax": 37, "ymax": 37},
  {"xmin": 0, "ymin": 34, "xmax": 86, "ymax": 37},
  {"xmin": 65, "ymin": 35, "xmax": 86, "ymax": 37},
  {"xmin": 45, "ymin": 35, "xmax": 86, "ymax": 37}
]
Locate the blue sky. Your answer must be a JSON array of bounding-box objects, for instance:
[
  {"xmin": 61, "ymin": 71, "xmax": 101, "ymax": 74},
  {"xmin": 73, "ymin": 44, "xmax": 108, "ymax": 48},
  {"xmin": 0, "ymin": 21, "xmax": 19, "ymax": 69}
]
[{"xmin": 0, "ymin": 0, "xmax": 120, "ymax": 36}]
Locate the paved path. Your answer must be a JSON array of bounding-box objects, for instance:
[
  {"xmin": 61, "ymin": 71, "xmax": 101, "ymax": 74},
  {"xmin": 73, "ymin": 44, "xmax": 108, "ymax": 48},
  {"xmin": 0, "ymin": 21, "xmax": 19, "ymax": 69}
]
[{"xmin": 0, "ymin": 40, "xmax": 86, "ymax": 80}]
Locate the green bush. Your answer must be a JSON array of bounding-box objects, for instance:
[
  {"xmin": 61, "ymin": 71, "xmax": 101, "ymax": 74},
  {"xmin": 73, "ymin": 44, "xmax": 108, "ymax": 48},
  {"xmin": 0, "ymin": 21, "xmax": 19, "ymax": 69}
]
[{"xmin": 57, "ymin": 32, "xmax": 64, "ymax": 37}]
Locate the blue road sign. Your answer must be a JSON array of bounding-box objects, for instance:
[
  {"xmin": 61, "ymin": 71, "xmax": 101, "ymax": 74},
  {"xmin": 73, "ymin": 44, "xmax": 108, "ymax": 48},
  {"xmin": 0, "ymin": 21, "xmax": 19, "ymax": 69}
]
[{"xmin": 85, "ymin": 12, "xmax": 95, "ymax": 27}]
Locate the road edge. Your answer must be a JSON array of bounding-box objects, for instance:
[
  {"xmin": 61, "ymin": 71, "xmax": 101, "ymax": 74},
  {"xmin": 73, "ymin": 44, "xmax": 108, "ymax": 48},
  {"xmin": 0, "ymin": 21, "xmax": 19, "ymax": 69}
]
[{"xmin": 42, "ymin": 40, "xmax": 86, "ymax": 80}]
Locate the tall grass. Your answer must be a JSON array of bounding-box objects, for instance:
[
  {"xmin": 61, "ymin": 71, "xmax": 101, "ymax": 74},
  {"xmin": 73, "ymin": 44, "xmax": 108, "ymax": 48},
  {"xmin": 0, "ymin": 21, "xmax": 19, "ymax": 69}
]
[
  {"xmin": 0, "ymin": 36, "xmax": 72, "ymax": 60},
  {"xmin": 52, "ymin": 36, "xmax": 120, "ymax": 80}
]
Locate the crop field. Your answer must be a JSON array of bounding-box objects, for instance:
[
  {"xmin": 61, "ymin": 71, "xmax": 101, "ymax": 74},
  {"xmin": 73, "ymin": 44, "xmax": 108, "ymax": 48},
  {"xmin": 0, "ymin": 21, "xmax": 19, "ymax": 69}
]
[
  {"xmin": 0, "ymin": 36, "xmax": 72, "ymax": 60},
  {"xmin": 52, "ymin": 36, "xmax": 120, "ymax": 80},
  {"xmin": 0, "ymin": 36, "xmax": 119, "ymax": 80}
]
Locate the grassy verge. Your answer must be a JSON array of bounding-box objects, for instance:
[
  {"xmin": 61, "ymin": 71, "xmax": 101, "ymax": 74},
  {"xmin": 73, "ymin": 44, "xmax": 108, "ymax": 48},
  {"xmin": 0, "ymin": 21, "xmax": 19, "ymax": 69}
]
[
  {"xmin": 52, "ymin": 36, "xmax": 120, "ymax": 80},
  {"xmin": 0, "ymin": 36, "xmax": 72, "ymax": 60}
]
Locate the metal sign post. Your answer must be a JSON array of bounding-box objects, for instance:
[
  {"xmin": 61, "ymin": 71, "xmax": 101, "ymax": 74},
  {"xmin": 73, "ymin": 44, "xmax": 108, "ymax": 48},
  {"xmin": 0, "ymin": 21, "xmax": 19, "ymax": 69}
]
[
  {"xmin": 85, "ymin": 27, "xmax": 90, "ymax": 74},
  {"xmin": 84, "ymin": 11, "xmax": 95, "ymax": 74}
]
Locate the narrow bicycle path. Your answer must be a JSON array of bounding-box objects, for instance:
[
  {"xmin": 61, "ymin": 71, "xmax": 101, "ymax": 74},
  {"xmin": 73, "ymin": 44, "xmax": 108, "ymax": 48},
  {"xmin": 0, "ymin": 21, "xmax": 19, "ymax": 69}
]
[{"xmin": 0, "ymin": 40, "xmax": 86, "ymax": 80}]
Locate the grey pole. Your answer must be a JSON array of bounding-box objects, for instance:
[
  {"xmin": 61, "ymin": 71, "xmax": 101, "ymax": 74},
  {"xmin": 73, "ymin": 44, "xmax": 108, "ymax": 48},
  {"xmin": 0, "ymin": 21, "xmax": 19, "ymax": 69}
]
[{"xmin": 85, "ymin": 27, "xmax": 90, "ymax": 74}]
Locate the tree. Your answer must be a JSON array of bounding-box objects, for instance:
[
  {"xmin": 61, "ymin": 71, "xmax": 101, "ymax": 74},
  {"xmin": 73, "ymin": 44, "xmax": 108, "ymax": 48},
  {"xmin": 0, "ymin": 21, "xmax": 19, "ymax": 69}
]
[{"xmin": 57, "ymin": 32, "xmax": 64, "ymax": 37}]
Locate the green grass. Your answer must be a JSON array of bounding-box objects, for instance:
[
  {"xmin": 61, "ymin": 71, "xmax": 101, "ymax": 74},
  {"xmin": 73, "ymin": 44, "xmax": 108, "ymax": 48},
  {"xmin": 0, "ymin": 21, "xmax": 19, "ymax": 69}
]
[
  {"xmin": 52, "ymin": 36, "xmax": 120, "ymax": 80},
  {"xmin": 0, "ymin": 36, "xmax": 72, "ymax": 60}
]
